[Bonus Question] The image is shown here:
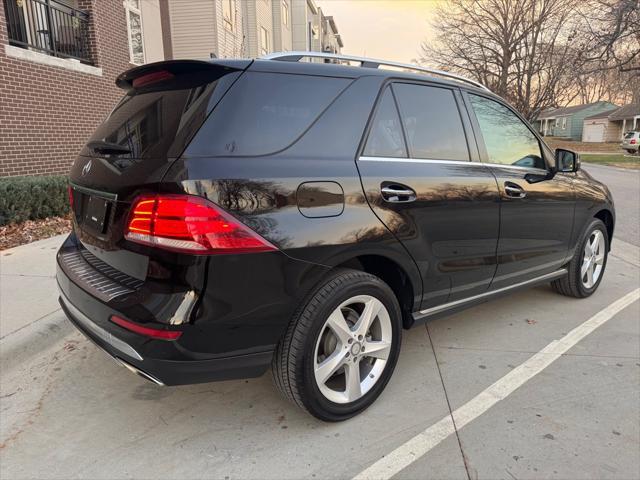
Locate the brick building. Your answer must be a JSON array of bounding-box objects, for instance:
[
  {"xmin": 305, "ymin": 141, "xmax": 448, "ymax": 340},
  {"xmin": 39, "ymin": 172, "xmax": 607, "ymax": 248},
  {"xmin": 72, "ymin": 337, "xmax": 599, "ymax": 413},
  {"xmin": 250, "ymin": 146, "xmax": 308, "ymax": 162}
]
[{"xmin": 0, "ymin": 0, "xmax": 164, "ymax": 177}]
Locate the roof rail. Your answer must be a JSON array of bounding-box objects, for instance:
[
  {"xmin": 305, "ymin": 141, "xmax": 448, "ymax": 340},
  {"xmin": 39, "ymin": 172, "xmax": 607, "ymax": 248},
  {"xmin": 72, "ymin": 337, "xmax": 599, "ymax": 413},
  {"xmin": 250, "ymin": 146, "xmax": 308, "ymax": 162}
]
[{"xmin": 260, "ymin": 51, "xmax": 491, "ymax": 92}]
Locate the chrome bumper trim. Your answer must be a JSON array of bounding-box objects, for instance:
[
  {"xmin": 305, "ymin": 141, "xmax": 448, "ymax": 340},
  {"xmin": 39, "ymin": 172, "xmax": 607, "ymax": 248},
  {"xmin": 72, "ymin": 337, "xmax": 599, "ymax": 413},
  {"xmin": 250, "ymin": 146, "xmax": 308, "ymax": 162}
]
[{"xmin": 59, "ymin": 290, "xmax": 143, "ymax": 361}]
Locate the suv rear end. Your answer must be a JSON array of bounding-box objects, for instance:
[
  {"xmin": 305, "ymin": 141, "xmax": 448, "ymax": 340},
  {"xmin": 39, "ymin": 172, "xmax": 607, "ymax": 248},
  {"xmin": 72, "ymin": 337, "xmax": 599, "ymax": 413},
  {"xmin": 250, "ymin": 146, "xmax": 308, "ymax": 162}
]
[
  {"xmin": 57, "ymin": 59, "xmax": 413, "ymax": 389},
  {"xmin": 60, "ymin": 60, "xmax": 308, "ymax": 384}
]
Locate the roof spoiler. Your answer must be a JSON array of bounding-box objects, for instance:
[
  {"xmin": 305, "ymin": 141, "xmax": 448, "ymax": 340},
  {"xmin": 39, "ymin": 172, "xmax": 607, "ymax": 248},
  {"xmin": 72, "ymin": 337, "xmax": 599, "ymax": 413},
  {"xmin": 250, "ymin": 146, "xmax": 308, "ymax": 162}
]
[{"xmin": 115, "ymin": 59, "xmax": 251, "ymax": 92}]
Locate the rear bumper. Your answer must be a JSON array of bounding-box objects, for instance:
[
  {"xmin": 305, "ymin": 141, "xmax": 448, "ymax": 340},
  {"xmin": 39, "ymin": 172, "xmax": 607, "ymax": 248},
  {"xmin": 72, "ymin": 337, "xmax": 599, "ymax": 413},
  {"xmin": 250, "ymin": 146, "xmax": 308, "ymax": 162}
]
[
  {"xmin": 58, "ymin": 278, "xmax": 272, "ymax": 385},
  {"xmin": 58, "ymin": 285, "xmax": 272, "ymax": 386},
  {"xmin": 56, "ymin": 232, "xmax": 330, "ymax": 386}
]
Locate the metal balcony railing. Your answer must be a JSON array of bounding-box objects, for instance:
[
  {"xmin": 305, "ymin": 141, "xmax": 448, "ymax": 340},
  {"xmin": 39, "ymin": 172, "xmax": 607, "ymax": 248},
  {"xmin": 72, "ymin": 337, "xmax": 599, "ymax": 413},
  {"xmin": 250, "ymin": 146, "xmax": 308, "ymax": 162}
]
[{"xmin": 3, "ymin": 0, "xmax": 92, "ymax": 64}]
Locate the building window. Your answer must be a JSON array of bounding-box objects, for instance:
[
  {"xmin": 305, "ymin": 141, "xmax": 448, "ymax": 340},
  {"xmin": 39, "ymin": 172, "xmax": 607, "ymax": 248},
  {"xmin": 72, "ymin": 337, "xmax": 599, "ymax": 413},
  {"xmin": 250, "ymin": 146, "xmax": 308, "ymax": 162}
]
[
  {"xmin": 125, "ymin": 0, "xmax": 145, "ymax": 65},
  {"xmin": 561, "ymin": 117, "xmax": 567, "ymax": 129},
  {"xmin": 223, "ymin": 0, "xmax": 235, "ymax": 31},
  {"xmin": 554, "ymin": 118, "xmax": 559, "ymax": 128},
  {"xmin": 282, "ymin": 1, "xmax": 289, "ymax": 26},
  {"xmin": 260, "ymin": 26, "xmax": 269, "ymax": 56},
  {"xmin": 2, "ymin": 0, "xmax": 92, "ymax": 63}
]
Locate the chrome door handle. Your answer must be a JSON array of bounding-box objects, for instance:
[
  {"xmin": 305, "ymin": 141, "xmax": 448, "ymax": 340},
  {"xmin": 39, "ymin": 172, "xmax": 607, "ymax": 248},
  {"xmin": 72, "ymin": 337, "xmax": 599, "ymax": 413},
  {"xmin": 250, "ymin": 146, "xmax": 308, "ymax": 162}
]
[
  {"xmin": 380, "ymin": 184, "xmax": 416, "ymax": 202},
  {"xmin": 504, "ymin": 182, "xmax": 526, "ymax": 198},
  {"xmin": 381, "ymin": 187, "xmax": 414, "ymax": 197}
]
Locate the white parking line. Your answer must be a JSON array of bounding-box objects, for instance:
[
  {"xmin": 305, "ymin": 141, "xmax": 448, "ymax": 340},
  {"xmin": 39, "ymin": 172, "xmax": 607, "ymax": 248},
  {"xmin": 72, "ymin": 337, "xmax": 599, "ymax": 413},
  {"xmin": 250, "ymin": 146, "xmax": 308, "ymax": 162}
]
[{"xmin": 353, "ymin": 288, "xmax": 640, "ymax": 480}]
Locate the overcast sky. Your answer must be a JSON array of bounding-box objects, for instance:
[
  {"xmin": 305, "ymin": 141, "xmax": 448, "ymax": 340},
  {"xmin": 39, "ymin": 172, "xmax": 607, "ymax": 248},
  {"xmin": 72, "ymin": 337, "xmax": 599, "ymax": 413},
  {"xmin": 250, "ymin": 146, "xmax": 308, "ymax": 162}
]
[{"xmin": 314, "ymin": 0, "xmax": 439, "ymax": 64}]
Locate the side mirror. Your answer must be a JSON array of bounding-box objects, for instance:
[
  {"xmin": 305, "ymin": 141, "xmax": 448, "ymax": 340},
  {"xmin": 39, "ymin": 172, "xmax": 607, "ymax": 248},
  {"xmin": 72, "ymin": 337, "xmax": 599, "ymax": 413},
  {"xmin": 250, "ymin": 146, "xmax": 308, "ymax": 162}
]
[{"xmin": 555, "ymin": 148, "xmax": 580, "ymax": 173}]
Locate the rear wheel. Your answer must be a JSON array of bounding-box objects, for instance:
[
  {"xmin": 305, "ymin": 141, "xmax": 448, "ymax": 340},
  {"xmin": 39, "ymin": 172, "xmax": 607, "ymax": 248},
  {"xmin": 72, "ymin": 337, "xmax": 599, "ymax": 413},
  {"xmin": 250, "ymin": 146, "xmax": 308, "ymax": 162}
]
[
  {"xmin": 552, "ymin": 219, "xmax": 609, "ymax": 298},
  {"xmin": 272, "ymin": 269, "xmax": 402, "ymax": 421}
]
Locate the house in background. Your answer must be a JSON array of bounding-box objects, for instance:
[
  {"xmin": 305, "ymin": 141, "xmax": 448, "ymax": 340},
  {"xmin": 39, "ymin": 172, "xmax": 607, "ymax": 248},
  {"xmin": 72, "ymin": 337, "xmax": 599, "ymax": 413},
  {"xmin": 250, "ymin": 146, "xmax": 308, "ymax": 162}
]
[
  {"xmin": 582, "ymin": 110, "xmax": 621, "ymax": 142},
  {"xmin": 610, "ymin": 104, "xmax": 640, "ymax": 134},
  {"xmin": 165, "ymin": 0, "xmax": 343, "ymax": 61},
  {"xmin": 272, "ymin": 0, "xmax": 293, "ymax": 52},
  {"xmin": 535, "ymin": 101, "xmax": 618, "ymax": 140},
  {"xmin": 582, "ymin": 104, "xmax": 640, "ymax": 143},
  {"xmin": 321, "ymin": 15, "xmax": 343, "ymax": 54},
  {"xmin": 291, "ymin": 0, "xmax": 320, "ymax": 52},
  {"xmin": 164, "ymin": 0, "xmax": 245, "ymax": 60}
]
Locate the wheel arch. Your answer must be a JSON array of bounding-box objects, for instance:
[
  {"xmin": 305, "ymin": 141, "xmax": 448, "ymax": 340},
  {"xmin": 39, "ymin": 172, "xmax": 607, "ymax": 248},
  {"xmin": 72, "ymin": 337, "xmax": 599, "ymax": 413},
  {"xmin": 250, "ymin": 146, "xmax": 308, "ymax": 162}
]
[
  {"xmin": 332, "ymin": 254, "xmax": 417, "ymax": 329},
  {"xmin": 594, "ymin": 208, "xmax": 614, "ymax": 250}
]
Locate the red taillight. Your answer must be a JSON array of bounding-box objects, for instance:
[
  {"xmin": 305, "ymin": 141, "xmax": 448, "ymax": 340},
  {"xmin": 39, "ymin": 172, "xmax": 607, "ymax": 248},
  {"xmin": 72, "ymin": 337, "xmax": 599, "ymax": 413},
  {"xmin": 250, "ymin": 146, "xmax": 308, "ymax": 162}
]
[
  {"xmin": 110, "ymin": 315, "xmax": 182, "ymax": 340},
  {"xmin": 124, "ymin": 194, "xmax": 277, "ymax": 254},
  {"xmin": 630, "ymin": 139, "xmax": 637, "ymax": 144},
  {"xmin": 68, "ymin": 185, "xmax": 74, "ymax": 210},
  {"xmin": 132, "ymin": 70, "xmax": 174, "ymax": 88}
]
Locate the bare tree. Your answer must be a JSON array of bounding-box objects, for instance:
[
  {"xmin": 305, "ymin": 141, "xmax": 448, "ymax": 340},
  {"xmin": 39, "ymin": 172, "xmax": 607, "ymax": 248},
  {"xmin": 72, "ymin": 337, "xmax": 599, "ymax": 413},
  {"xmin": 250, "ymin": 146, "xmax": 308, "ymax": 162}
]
[
  {"xmin": 420, "ymin": 0, "xmax": 582, "ymax": 120},
  {"xmin": 574, "ymin": 67, "xmax": 636, "ymax": 104},
  {"xmin": 576, "ymin": 0, "xmax": 640, "ymax": 71},
  {"xmin": 575, "ymin": 0, "xmax": 640, "ymax": 102}
]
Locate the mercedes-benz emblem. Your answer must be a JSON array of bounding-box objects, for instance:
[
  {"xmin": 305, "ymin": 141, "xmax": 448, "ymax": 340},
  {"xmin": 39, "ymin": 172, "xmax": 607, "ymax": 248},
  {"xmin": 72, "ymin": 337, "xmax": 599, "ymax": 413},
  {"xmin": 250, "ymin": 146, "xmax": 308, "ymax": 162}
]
[{"xmin": 82, "ymin": 160, "xmax": 92, "ymax": 176}]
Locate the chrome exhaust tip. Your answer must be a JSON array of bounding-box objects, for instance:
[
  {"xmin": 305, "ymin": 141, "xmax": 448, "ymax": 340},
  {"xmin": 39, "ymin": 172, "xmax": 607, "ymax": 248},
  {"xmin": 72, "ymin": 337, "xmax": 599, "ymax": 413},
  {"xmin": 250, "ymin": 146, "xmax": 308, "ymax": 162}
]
[{"xmin": 115, "ymin": 357, "xmax": 165, "ymax": 386}]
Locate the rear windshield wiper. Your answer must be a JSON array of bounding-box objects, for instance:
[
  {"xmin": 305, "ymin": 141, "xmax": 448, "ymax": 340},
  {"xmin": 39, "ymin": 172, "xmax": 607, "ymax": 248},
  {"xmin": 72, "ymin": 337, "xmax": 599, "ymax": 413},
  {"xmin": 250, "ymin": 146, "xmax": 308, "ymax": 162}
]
[{"xmin": 87, "ymin": 140, "xmax": 131, "ymax": 155}]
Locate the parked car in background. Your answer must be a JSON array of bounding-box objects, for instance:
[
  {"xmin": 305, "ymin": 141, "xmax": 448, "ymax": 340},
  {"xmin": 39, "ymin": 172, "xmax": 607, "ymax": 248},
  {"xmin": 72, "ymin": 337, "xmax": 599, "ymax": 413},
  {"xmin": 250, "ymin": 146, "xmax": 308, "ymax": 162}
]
[
  {"xmin": 57, "ymin": 52, "xmax": 615, "ymax": 422},
  {"xmin": 621, "ymin": 131, "xmax": 640, "ymax": 154}
]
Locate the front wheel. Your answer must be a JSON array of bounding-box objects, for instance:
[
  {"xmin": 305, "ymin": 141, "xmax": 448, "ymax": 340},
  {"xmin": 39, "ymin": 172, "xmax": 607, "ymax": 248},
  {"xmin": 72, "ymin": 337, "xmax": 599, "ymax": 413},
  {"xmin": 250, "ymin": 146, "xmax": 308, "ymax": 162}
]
[
  {"xmin": 272, "ymin": 269, "xmax": 402, "ymax": 421},
  {"xmin": 552, "ymin": 219, "xmax": 609, "ymax": 298}
]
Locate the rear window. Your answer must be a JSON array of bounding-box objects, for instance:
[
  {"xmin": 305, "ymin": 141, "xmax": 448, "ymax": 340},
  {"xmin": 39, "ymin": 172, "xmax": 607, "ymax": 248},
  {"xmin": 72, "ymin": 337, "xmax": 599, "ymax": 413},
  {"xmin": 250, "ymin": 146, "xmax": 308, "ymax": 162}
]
[
  {"xmin": 393, "ymin": 83, "xmax": 469, "ymax": 161},
  {"xmin": 187, "ymin": 72, "xmax": 351, "ymax": 157},
  {"xmin": 84, "ymin": 72, "xmax": 239, "ymax": 161},
  {"xmin": 624, "ymin": 132, "xmax": 637, "ymax": 139}
]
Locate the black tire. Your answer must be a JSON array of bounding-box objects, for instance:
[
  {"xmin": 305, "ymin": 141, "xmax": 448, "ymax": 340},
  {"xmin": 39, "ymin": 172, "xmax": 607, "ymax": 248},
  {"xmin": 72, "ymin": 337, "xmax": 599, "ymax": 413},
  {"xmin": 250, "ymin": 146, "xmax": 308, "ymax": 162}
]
[
  {"xmin": 272, "ymin": 268, "xmax": 402, "ymax": 422},
  {"xmin": 552, "ymin": 219, "xmax": 609, "ymax": 298}
]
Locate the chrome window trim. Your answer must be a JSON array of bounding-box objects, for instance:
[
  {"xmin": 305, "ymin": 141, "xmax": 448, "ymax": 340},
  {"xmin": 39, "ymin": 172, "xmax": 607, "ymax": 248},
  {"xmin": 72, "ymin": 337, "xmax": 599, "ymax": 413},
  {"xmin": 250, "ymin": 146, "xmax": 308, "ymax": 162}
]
[
  {"xmin": 358, "ymin": 156, "xmax": 472, "ymax": 166},
  {"xmin": 358, "ymin": 156, "xmax": 548, "ymax": 175},
  {"xmin": 413, "ymin": 269, "xmax": 567, "ymax": 319}
]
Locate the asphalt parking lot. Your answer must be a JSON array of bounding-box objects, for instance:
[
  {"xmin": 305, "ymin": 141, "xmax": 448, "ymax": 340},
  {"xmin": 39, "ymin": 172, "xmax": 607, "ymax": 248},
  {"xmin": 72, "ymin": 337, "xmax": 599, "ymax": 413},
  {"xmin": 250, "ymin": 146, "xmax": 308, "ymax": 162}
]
[{"xmin": 1, "ymin": 165, "xmax": 639, "ymax": 480}]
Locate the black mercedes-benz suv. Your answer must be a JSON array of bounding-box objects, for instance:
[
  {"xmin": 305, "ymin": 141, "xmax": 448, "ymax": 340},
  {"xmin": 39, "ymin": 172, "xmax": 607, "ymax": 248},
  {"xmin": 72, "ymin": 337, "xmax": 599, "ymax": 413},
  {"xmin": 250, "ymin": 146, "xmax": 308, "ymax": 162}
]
[{"xmin": 57, "ymin": 52, "xmax": 615, "ymax": 421}]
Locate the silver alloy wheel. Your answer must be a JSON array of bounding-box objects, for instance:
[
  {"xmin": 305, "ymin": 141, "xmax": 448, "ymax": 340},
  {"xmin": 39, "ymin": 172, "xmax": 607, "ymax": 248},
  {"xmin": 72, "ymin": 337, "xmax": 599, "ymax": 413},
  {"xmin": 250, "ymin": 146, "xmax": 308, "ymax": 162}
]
[
  {"xmin": 581, "ymin": 229, "xmax": 605, "ymax": 288},
  {"xmin": 313, "ymin": 295, "xmax": 392, "ymax": 404}
]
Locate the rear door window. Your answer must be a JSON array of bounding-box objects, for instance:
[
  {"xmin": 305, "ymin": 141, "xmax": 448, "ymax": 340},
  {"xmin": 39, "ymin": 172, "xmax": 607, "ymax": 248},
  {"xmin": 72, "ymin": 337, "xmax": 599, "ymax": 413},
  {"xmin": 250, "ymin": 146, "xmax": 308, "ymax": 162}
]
[
  {"xmin": 392, "ymin": 83, "xmax": 470, "ymax": 161},
  {"xmin": 363, "ymin": 87, "xmax": 407, "ymax": 158},
  {"xmin": 190, "ymin": 72, "xmax": 351, "ymax": 156}
]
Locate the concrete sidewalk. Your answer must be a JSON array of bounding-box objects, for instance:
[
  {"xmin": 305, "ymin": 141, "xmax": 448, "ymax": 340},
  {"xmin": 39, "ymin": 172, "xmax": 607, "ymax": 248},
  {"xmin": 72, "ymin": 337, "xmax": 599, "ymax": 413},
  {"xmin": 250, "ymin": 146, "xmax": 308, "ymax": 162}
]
[
  {"xmin": 0, "ymin": 234, "xmax": 66, "ymax": 337},
  {"xmin": 0, "ymin": 234, "xmax": 73, "ymax": 371}
]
